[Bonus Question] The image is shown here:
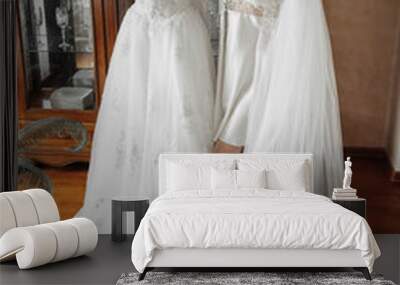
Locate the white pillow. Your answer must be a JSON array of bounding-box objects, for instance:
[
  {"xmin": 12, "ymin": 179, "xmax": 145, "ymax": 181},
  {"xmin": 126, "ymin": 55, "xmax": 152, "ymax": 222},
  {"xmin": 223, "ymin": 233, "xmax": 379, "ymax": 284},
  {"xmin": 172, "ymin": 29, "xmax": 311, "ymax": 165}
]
[
  {"xmin": 166, "ymin": 162, "xmax": 211, "ymax": 191},
  {"xmin": 266, "ymin": 166, "xmax": 307, "ymax": 191},
  {"xmin": 165, "ymin": 159, "xmax": 236, "ymax": 192},
  {"xmin": 211, "ymin": 169, "xmax": 267, "ymax": 190},
  {"xmin": 237, "ymin": 159, "xmax": 309, "ymax": 191},
  {"xmin": 237, "ymin": 169, "xmax": 267, "ymax": 189},
  {"xmin": 211, "ymin": 169, "xmax": 236, "ymax": 189}
]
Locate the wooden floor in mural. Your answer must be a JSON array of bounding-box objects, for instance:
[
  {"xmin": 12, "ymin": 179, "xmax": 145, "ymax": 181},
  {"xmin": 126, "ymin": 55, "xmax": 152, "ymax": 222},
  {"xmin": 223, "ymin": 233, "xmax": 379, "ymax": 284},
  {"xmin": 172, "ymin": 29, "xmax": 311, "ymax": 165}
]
[
  {"xmin": 44, "ymin": 155, "xmax": 400, "ymax": 234},
  {"xmin": 43, "ymin": 163, "xmax": 88, "ymax": 220}
]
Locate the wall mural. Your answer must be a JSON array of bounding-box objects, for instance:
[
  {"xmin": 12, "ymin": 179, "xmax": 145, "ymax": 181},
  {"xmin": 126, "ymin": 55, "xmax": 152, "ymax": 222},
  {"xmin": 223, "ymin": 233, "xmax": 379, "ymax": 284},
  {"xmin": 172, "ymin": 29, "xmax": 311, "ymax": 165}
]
[{"xmin": 16, "ymin": 1, "xmax": 344, "ymax": 233}]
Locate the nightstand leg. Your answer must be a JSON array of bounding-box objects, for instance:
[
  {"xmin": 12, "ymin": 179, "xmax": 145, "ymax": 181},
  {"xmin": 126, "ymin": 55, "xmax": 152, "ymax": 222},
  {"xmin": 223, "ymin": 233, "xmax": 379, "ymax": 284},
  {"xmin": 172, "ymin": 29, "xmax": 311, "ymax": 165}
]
[{"xmin": 112, "ymin": 201, "xmax": 123, "ymax": 242}]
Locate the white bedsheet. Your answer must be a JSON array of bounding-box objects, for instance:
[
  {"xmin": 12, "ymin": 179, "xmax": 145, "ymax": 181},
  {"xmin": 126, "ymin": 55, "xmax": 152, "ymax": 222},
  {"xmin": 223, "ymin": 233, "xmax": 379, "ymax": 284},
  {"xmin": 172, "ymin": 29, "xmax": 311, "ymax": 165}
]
[{"xmin": 131, "ymin": 190, "xmax": 380, "ymax": 273}]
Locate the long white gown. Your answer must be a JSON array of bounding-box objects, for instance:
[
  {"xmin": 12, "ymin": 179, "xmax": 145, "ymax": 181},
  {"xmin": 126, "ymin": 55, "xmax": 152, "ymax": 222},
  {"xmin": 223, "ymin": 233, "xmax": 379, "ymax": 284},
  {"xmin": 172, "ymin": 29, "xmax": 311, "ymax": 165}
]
[
  {"xmin": 79, "ymin": 0, "xmax": 215, "ymax": 234},
  {"xmin": 214, "ymin": 0, "xmax": 282, "ymax": 147},
  {"xmin": 245, "ymin": 0, "xmax": 344, "ymax": 196}
]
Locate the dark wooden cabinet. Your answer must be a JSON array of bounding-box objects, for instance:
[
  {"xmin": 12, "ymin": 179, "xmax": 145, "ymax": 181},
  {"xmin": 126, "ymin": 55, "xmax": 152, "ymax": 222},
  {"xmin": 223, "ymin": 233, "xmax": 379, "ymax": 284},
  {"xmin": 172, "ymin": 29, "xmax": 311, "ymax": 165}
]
[{"xmin": 16, "ymin": 0, "xmax": 132, "ymax": 167}]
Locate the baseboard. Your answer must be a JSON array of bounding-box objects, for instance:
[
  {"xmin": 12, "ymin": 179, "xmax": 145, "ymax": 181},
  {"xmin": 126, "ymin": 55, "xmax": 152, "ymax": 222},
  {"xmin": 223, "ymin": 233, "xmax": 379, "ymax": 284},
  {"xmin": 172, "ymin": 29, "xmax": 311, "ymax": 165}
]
[{"xmin": 343, "ymin": 147, "xmax": 387, "ymax": 159}]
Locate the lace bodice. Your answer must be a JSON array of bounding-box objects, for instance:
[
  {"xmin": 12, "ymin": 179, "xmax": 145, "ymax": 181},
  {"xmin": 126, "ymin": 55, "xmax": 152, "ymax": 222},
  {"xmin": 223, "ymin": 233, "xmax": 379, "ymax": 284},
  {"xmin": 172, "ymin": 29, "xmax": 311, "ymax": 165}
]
[
  {"xmin": 134, "ymin": 0, "xmax": 198, "ymax": 19},
  {"xmin": 225, "ymin": 0, "xmax": 282, "ymax": 19},
  {"xmin": 225, "ymin": 0, "xmax": 282, "ymax": 38}
]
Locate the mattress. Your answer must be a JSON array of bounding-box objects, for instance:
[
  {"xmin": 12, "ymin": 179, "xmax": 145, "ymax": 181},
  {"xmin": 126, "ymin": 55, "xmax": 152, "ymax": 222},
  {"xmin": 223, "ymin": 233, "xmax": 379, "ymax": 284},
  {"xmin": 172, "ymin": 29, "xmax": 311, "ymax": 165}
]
[{"xmin": 131, "ymin": 189, "xmax": 380, "ymax": 273}]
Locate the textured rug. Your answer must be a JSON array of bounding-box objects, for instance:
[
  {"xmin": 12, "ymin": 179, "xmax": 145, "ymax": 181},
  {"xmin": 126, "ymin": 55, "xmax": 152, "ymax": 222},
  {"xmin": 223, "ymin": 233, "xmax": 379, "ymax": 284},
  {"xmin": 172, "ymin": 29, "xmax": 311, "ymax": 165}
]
[{"xmin": 116, "ymin": 272, "xmax": 396, "ymax": 285}]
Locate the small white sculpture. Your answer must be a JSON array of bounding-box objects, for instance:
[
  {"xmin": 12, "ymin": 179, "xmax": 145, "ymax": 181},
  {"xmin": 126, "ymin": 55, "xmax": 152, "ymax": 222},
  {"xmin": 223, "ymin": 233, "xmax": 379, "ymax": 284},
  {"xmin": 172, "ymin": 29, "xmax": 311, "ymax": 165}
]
[{"xmin": 342, "ymin": 157, "xmax": 353, "ymax": 190}]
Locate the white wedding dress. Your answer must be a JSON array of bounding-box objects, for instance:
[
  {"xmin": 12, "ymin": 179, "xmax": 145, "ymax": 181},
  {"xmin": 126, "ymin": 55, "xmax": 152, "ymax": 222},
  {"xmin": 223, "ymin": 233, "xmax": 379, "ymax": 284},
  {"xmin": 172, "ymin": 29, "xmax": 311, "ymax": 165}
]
[
  {"xmin": 245, "ymin": 0, "xmax": 344, "ymax": 196},
  {"xmin": 214, "ymin": 0, "xmax": 282, "ymax": 147},
  {"xmin": 78, "ymin": 0, "xmax": 215, "ymax": 234}
]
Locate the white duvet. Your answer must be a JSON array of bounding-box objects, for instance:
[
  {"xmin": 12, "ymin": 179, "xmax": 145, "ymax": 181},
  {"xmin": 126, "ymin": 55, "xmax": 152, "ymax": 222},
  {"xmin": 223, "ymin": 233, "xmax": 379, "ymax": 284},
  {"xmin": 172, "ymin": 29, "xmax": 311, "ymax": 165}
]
[{"xmin": 131, "ymin": 190, "xmax": 380, "ymax": 273}]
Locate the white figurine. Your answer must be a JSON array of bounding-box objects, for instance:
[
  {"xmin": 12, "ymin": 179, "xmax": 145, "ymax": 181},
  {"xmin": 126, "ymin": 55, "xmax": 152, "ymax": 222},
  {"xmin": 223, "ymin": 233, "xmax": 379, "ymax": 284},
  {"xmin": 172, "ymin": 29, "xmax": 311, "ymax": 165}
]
[{"xmin": 342, "ymin": 157, "xmax": 353, "ymax": 190}]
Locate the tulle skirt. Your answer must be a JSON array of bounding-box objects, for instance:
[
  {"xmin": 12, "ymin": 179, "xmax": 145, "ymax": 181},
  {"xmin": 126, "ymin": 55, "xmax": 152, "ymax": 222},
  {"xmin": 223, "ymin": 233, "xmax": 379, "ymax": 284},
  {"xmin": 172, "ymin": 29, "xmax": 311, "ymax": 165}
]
[
  {"xmin": 78, "ymin": 3, "xmax": 215, "ymax": 233},
  {"xmin": 245, "ymin": 0, "xmax": 344, "ymax": 196}
]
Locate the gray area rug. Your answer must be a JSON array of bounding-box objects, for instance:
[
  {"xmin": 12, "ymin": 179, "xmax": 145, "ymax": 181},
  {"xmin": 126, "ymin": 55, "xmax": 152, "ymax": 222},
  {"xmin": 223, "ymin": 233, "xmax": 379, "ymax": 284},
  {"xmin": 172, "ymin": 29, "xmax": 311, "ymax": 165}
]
[{"xmin": 116, "ymin": 272, "xmax": 396, "ymax": 285}]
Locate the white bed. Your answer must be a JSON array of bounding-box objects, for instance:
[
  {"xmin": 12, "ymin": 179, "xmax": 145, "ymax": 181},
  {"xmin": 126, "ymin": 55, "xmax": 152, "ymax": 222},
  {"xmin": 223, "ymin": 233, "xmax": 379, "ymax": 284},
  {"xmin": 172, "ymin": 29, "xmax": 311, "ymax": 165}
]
[{"xmin": 131, "ymin": 153, "xmax": 380, "ymax": 280}]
